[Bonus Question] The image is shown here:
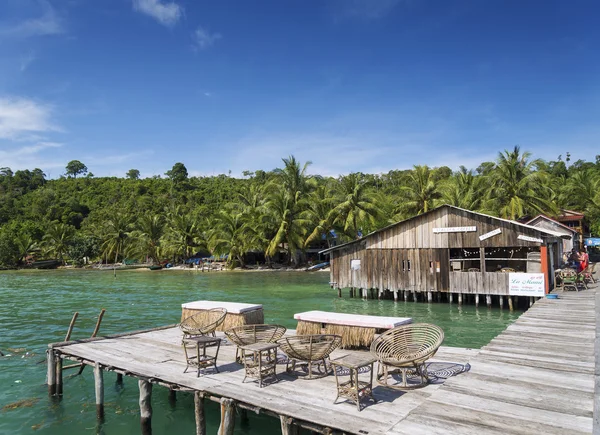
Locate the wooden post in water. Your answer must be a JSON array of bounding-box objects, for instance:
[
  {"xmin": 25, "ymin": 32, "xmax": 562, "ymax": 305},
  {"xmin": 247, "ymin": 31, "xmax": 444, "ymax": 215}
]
[
  {"xmin": 499, "ymin": 296, "xmax": 504, "ymax": 309},
  {"xmin": 337, "ymin": 287, "xmax": 341, "ymax": 298},
  {"xmin": 168, "ymin": 389, "xmax": 176, "ymax": 407},
  {"xmin": 56, "ymin": 356, "xmax": 63, "ymax": 396},
  {"xmin": 139, "ymin": 380, "xmax": 152, "ymax": 435},
  {"xmin": 403, "ymin": 290, "xmax": 408, "ymax": 301},
  {"xmin": 194, "ymin": 391, "xmax": 206, "ymax": 435},
  {"xmin": 475, "ymin": 294, "xmax": 479, "ymax": 307},
  {"xmin": 280, "ymin": 416, "xmax": 298, "ymax": 435},
  {"xmin": 458, "ymin": 293, "xmax": 463, "ymax": 306},
  {"xmin": 529, "ymin": 297, "xmax": 534, "ymax": 307},
  {"xmin": 393, "ymin": 290, "xmax": 398, "ymax": 301},
  {"xmin": 64, "ymin": 312, "xmax": 79, "ymax": 341},
  {"xmin": 413, "ymin": 291, "xmax": 418, "ymax": 302},
  {"xmin": 116, "ymin": 373, "xmax": 123, "ymax": 386},
  {"xmin": 449, "ymin": 293, "xmax": 453, "ymax": 304},
  {"xmin": 427, "ymin": 291, "xmax": 432, "ymax": 303},
  {"xmin": 218, "ymin": 398, "xmax": 235, "ymax": 435},
  {"xmin": 508, "ymin": 296, "xmax": 514, "ymax": 312},
  {"xmin": 94, "ymin": 362, "xmax": 104, "ymax": 421},
  {"xmin": 47, "ymin": 349, "xmax": 56, "ymax": 396},
  {"xmin": 486, "ymin": 294, "xmax": 492, "ymax": 308}
]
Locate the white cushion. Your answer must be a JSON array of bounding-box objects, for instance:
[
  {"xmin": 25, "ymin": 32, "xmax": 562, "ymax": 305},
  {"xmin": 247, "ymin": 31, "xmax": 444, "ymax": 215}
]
[
  {"xmin": 182, "ymin": 300, "xmax": 263, "ymax": 314},
  {"xmin": 294, "ymin": 311, "xmax": 412, "ymax": 329}
]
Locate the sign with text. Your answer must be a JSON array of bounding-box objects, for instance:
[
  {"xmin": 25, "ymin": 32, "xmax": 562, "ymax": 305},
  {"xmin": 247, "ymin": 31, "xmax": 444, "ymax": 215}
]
[
  {"xmin": 508, "ymin": 273, "xmax": 545, "ymax": 296},
  {"xmin": 433, "ymin": 226, "xmax": 476, "ymax": 233},
  {"xmin": 479, "ymin": 228, "xmax": 502, "ymax": 241},
  {"xmin": 350, "ymin": 259, "xmax": 361, "ymax": 270},
  {"xmin": 518, "ymin": 235, "xmax": 543, "ymax": 243}
]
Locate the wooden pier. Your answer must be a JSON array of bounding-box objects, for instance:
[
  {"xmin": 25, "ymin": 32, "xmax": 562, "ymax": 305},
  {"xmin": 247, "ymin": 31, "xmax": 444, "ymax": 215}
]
[{"xmin": 47, "ymin": 287, "xmax": 597, "ymax": 434}]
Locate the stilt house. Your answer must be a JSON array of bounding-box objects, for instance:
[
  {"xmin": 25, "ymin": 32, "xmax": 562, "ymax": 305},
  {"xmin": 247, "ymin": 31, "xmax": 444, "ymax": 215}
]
[{"xmin": 321, "ymin": 205, "xmax": 567, "ymax": 300}]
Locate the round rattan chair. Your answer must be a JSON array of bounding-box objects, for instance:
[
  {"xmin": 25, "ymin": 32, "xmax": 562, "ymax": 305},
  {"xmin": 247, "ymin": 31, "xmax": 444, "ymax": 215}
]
[
  {"xmin": 224, "ymin": 324, "xmax": 287, "ymax": 362},
  {"xmin": 276, "ymin": 334, "xmax": 342, "ymax": 379},
  {"xmin": 370, "ymin": 323, "xmax": 444, "ymax": 389},
  {"xmin": 180, "ymin": 308, "xmax": 227, "ymax": 341}
]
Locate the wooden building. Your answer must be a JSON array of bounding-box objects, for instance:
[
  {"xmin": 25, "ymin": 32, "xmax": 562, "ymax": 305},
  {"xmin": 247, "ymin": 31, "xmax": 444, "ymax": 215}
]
[
  {"xmin": 526, "ymin": 214, "xmax": 579, "ymax": 254},
  {"xmin": 321, "ymin": 205, "xmax": 568, "ymax": 306}
]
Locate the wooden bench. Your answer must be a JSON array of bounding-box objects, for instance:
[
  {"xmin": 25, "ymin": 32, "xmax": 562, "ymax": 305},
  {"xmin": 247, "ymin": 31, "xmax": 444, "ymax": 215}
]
[
  {"xmin": 294, "ymin": 311, "xmax": 412, "ymax": 349},
  {"xmin": 181, "ymin": 301, "xmax": 264, "ymax": 331}
]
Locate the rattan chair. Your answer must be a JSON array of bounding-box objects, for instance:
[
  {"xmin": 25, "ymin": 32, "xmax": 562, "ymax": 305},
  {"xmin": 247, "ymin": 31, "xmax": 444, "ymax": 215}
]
[
  {"xmin": 180, "ymin": 308, "xmax": 227, "ymax": 341},
  {"xmin": 224, "ymin": 324, "xmax": 287, "ymax": 362},
  {"xmin": 276, "ymin": 334, "xmax": 341, "ymax": 379},
  {"xmin": 370, "ymin": 323, "xmax": 444, "ymax": 389}
]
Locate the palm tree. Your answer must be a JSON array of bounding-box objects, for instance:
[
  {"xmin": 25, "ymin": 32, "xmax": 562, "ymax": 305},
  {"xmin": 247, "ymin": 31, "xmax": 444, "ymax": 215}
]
[
  {"xmin": 303, "ymin": 181, "xmax": 336, "ymax": 248},
  {"xmin": 398, "ymin": 165, "xmax": 442, "ymax": 217},
  {"xmin": 42, "ymin": 221, "xmax": 75, "ymax": 263},
  {"xmin": 162, "ymin": 208, "xmax": 204, "ymax": 262},
  {"xmin": 439, "ymin": 166, "xmax": 484, "ymax": 211},
  {"xmin": 560, "ymin": 169, "xmax": 600, "ymax": 217},
  {"xmin": 264, "ymin": 156, "xmax": 312, "ymax": 265},
  {"xmin": 329, "ymin": 173, "xmax": 379, "ymax": 240},
  {"xmin": 208, "ymin": 209, "xmax": 257, "ymax": 268},
  {"xmin": 15, "ymin": 233, "xmax": 40, "ymax": 265},
  {"xmin": 128, "ymin": 214, "xmax": 165, "ymax": 264},
  {"xmin": 100, "ymin": 213, "xmax": 132, "ymax": 265},
  {"xmin": 486, "ymin": 146, "xmax": 556, "ymax": 220}
]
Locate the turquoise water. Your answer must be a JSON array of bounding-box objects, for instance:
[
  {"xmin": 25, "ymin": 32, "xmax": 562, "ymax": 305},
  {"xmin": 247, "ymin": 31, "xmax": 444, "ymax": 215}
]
[{"xmin": 0, "ymin": 270, "xmax": 522, "ymax": 434}]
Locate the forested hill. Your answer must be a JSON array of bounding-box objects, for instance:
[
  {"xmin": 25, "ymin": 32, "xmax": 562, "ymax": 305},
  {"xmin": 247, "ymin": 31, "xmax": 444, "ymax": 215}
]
[{"xmin": 0, "ymin": 147, "xmax": 599, "ymax": 269}]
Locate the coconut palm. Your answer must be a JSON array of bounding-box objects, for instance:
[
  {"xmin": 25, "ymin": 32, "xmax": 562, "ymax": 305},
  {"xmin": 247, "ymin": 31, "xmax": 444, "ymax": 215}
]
[
  {"xmin": 486, "ymin": 146, "xmax": 556, "ymax": 220},
  {"xmin": 208, "ymin": 209, "xmax": 257, "ymax": 268},
  {"xmin": 398, "ymin": 165, "xmax": 442, "ymax": 217},
  {"xmin": 439, "ymin": 166, "xmax": 484, "ymax": 211},
  {"xmin": 303, "ymin": 181, "xmax": 336, "ymax": 248},
  {"xmin": 162, "ymin": 208, "xmax": 204, "ymax": 261},
  {"xmin": 15, "ymin": 233, "xmax": 40, "ymax": 265},
  {"xmin": 42, "ymin": 221, "xmax": 75, "ymax": 263},
  {"xmin": 329, "ymin": 173, "xmax": 379, "ymax": 240},
  {"xmin": 128, "ymin": 214, "xmax": 165, "ymax": 264},
  {"xmin": 100, "ymin": 213, "xmax": 132, "ymax": 265}
]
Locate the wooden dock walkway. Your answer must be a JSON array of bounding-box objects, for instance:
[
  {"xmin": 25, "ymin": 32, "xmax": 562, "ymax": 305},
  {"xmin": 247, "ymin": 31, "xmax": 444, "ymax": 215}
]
[{"xmin": 47, "ymin": 287, "xmax": 597, "ymax": 434}]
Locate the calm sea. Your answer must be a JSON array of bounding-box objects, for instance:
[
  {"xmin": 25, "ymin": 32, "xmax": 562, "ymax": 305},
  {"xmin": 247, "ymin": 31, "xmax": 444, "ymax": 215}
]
[{"xmin": 0, "ymin": 270, "xmax": 521, "ymax": 434}]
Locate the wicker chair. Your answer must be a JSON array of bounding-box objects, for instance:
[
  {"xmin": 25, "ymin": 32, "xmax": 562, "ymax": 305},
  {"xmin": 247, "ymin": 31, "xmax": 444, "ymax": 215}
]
[
  {"xmin": 224, "ymin": 324, "xmax": 287, "ymax": 362},
  {"xmin": 370, "ymin": 323, "xmax": 444, "ymax": 389},
  {"xmin": 276, "ymin": 334, "xmax": 341, "ymax": 379},
  {"xmin": 180, "ymin": 308, "xmax": 227, "ymax": 341}
]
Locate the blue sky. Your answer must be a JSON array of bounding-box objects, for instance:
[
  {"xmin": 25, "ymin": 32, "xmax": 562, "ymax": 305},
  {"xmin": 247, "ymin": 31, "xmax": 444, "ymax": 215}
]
[{"xmin": 0, "ymin": 0, "xmax": 598, "ymax": 178}]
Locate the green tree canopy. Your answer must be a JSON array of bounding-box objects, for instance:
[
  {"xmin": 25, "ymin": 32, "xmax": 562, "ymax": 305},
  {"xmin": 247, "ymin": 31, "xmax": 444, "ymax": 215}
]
[{"xmin": 65, "ymin": 160, "xmax": 88, "ymax": 178}]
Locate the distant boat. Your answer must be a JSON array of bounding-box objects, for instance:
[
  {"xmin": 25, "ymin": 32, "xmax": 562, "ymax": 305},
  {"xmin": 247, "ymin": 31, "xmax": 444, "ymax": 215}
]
[
  {"xmin": 148, "ymin": 265, "xmax": 163, "ymax": 271},
  {"xmin": 29, "ymin": 260, "xmax": 62, "ymax": 269},
  {"xmin": 307, "ymin": 262, "xmax": 329, "ymax": 271}
]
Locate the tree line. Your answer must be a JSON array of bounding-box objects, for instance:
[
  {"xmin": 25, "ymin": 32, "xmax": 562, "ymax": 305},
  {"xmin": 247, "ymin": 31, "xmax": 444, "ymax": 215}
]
[{"xmin": 0, "ymin": 147, "xmax": 599, "ymax": 269}]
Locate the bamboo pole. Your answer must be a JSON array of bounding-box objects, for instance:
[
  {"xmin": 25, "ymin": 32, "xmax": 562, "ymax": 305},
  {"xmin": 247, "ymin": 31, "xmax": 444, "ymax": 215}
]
[
  {"xmin": 64, "ymin": 312, "xmax": 79, "ymax": 341},
  {"xmin": 94, "ymin": 362, "xmax": 104, "ymax": 421},
  {"xmin": 218, "ymin": 398, "xmax": 235, "ymax": 435},
  {"xmin": 47, "ymin": 349, "xmax": 56, "ymax": 396},
  {"xmin": 194, "ymin": 391, "xmax": 206, "ymax": 435},
  {"xmin": 139, "ymin": 380, "xmax": 152, "ymax": 435}
]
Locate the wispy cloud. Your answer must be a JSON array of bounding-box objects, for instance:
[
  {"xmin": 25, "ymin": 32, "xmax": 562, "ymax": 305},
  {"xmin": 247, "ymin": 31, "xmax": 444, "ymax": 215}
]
[
  {"xmin": 0, "ymin": 1, "xmax": 64, "ymax": 38},
  {"xmin": 193, "ymin": 26, "xmax": 221, "ymax": 50},
  {"xmin": 0, "ymin": 97, "xmax": 61, "ymax": 140},
  {"xmin": 20, "ymin": 52, "xmax": 36, "ymax": 72},
  {"xmin": 0, "ymin": 141, "xmax": 65, "ymax": 171},
  {"xmin": 133, "ymin": 0, "xmax": 183, "ymax": 27}
]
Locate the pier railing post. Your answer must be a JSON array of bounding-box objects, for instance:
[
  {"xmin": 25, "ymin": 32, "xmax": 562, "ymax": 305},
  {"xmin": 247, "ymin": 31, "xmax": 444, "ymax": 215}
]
[
  {"xmin": 194, "ymin": 391, "xmax": 206, "ymax": 435},
  {"xmin": 46, "ymin": 348, "xmax": 56, "ymax": 397},
  {"xmin": 218, "ymin": 398, "xmax": 235, "ymax": 435},
  {"xmin": 94, "ymin": 362, "xmax": 104, "ymax": 421},
  {"xmin": 139, "ymin": 379, "xmax": 152, "ymax": 435}
]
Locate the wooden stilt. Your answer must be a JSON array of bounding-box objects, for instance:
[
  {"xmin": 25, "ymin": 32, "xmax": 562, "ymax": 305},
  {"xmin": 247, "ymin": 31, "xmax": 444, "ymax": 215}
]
[
  {"xmin": 436, "ymin": 292, "xmax": 441, "ymax": 302},
  {"xmin": 403, "ymin": 290, "xmax": 408, "ymax": 301},
  {"xmin": 393, "ymin": 290, "xmax": 398, "ymax": 302},
  {"xmin": 280, "ymin": 415, "xmax": 298, "ymax": 435},
  {"xmin": 529, "ymin": 297, "xmax": 534, "ymax": 307},
  {"xmin": 94, "ymin": 362, "xmax": 104, "ymax": 421},
  {"xmin": 413, "ymin": 291, "xmax": 418, "ymax": 302},
  {"xmin": 475, "ymin": 294, "xmax": 480, "ymax": 307},
  {"xmin": 427, "ymin": 291, "xmax": 432, "ymax": 303},
  {"xmin": 458, "ymin": 293, "xmax": 463, "ymax": 306},
  {"xmin": 337, "ymin": 287, "xmax": 341, "ymax": 298},
  {"xmin": 486, "ymin": 295, "xmax": 492, "ymax": 308},
  {"xmin": 449, "ymin": 293, "xmax": 453, "ymax": 304},
  {"xmin": 47, "ymin": 349, "xmax": 56, "ymax": 397},
  {"xmin": 508, "ymin": 296, "xmax": 514, "ymax": 312},
  {"xmin": 56, "ymin": 356, "xmax": 63, "ymax": 396},
  {"xmin": 349, "ymin": 288, "xmax": 353, "ymax": 298},
  {"xmin": 240, "ymin": 408, "xmax": 249, "ymax": 426},
  {"xmin": 370, "ymin": 288, "xmax": 375, "ymax": 300},
  {"xmin": 499, "ymin": 296, "xmax": 504, "ymax": 309},
  {"xmin": 116, "ymin": 373, "xmax": 123, "ymax": 386},
  {"xmin": 139, "ymin": 380, "xmax": 152, "ymax": 435},
  {"xmin": 168, "ymin": 389, "xmax": 176, "ymax": 407},
  {"xmin": 194, "ymin": 391, "xmax": 206, "ymax": 435},
  {"xmin": 218, "ymin": 398, "xmax": 235, "ymax": 435}
]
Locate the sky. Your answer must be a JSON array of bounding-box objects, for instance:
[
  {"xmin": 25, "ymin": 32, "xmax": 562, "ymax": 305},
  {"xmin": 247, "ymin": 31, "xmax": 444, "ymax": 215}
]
[{"xmin": 0, "ymin": 0, "xmax": 598, "ymax": 179}]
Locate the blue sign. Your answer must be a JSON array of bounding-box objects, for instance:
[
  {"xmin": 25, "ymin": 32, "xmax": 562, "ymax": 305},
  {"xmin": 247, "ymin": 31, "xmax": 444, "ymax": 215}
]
[{"xmin": 585, "ymin": 238, "xmax": 600, "ymax": 247}]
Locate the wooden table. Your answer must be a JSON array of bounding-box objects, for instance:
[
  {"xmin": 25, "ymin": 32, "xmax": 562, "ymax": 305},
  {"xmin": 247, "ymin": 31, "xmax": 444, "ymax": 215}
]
[
  {"xmin": 181, "ymin": 301, "xmax": 264, "ymax": 331},
  {"xmin": 182, "ymin": 336, "xmax": 221, "ymax": 377},
  {"xmin": 239, "ymin": 342, "xmax": 279, "ymax": 387},
  {"xmin": 294, "ymin": 311, "xmax": 412, "ymax": 348},
  {"xmin": 331, "ymin": 354, "xmax": 377, "ymax": 411}
]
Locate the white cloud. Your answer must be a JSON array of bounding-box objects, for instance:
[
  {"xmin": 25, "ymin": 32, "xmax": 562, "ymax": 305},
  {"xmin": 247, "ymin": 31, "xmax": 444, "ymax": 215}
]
[
  {"xmin": 0, "ymin": 1, "xmax": 64, "ymax": 38},
  {"xmin": 193, "ymin": 26, "xmax": 221, "ymax": 50},
  {"xmin": 0, "ymin": 141, "xmax": 65, "ymax": 171},
  {"xmin": 133, "ymin": 0, "xmax": 183, "ymax": 27},
  {"xmin": 0, "ymin": 97, "xmax": 60, "ymax": 140}
]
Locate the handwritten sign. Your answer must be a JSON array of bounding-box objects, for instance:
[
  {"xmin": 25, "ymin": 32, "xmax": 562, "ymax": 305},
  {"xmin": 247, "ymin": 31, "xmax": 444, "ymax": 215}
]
[
  {"xmin": 518, "ymin": 235, "xmax": 543, "ymax": 243},
  {"xmin": 509, "ymin": 273, "xmax": 545, "ymax": 296},
  {"xmin": 433, "ymin": 226, "xmax": 476, "ymax": 233},
  {"xmin": 351, "ymin": 260, "xmax": 361, "ymax": 270},
  {"xmin": 479, "ymin": 228, "xmax": 502, "ymax": 241}
]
